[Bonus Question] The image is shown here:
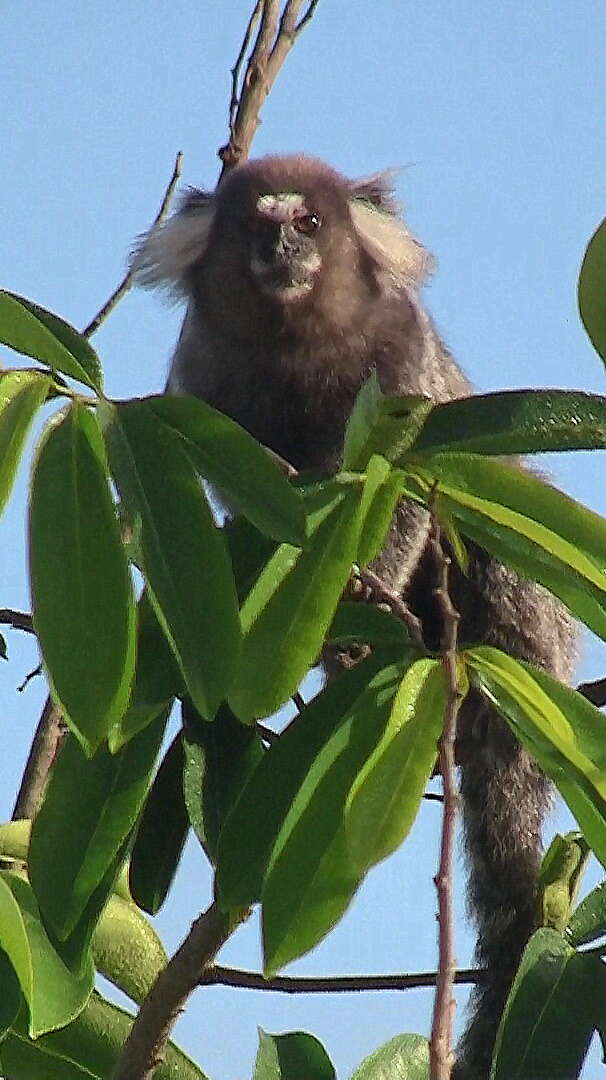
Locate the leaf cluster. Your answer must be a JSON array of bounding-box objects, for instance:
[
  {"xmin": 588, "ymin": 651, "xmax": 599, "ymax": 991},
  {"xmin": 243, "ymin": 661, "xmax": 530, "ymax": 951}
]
[{"xmin": 0, "ymin": 223, "xmax": 605, "ymax": 1080}]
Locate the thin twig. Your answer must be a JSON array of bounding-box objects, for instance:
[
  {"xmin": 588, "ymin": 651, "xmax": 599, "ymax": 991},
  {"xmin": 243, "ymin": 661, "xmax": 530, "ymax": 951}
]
[
  {"xmin": 259, "ymin": 705, "xmax": 442, "ymax": 810},
  {"xmin": 429, "ymin": 514, "xmax": 461, "ymax": 1080},
  {"xmin": 262, "ymin": 446, "xmax": 426, "ymax": 654},
  {"xmin": 0, "ymin": 609, "xmax": 35, "ymax": 634},
  {"xmin": 10, "ymin": 155, "xmax": 184, "ymax": 824},
  {"xmin": 82, "ymin": 151, "xmax": 183, "ymax": 338},
  {"xmin": 266, "ymin": 0, "xmax": 320, "ymax": 78},
  {"xmin": 292, "ymin": 0, "xmax": 320, "ymax": 34},
  {"xmin": 219, "ymin": 0, "xmax": 320, "ymax": 176},
  {"xmin": 228, "ymin": 0, "xmax": 263, "ymax": 141},
  {"xmin": 5, "ymin": 603, "xmax": 604, "ymax": 710},
  {"xmin": 111, "ymin": 902, "xmax": 246, "ymax": 1080},
  {"xmin": 3, "ymin": 599, "xmax": 602, "ymax": 710},
  {"xmin": 360, "ymin": 567, "xmax": 426, "ymax": 651},
  {"xmin": 256, "ymin": 722, "xmax": 279, "ymax": 744},
  {"xmin": 577, "ymin": 676, "xmax": 606, "ymax": 708},
  {"xmin": 12, "ymin": 697, "xmax": 66, "ymax": 821},
  {"xmin": 17, "ymin": 663, "xmax": 42, "ymax": 692},
  {"xmin": 219, "ymin": 0, "xmax": 278, "ymax": 173},
  {"xmin": 291, "ymin": 690, "xmax": 306, "ymax": 712},
  {"xmin": 199, "ymin": 964, "xmax": 481, "ymax": 993},
  {"xmin": 259, "ymin": 707, "xmax": 442, "ymax": 789}
]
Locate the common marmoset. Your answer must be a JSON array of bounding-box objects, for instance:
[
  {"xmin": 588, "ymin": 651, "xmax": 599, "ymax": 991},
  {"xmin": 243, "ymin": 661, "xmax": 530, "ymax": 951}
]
[{"xmin": 133, "ymin": 154, "xmax": 575, "ymax": 1079}]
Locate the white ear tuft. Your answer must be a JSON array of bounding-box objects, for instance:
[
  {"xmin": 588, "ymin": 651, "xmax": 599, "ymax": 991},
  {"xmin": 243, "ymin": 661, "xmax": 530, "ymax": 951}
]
[
  {"xmin": 349, "ymin": 197, "xmax": 434, "ymax": 289},
  {"xmin": 130, "ymin": 193, "xmax": 216, "ymax": 297}
]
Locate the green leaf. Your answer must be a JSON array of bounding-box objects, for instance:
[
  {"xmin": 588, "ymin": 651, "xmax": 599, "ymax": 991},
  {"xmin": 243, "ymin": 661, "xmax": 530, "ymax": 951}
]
[
  {"xmin": 491, "ymin": 928, "xmax": 600, "ymax": 1079},
  {"xmin": 403, "ymin": 453, "xmax": 606, "ymax": 640},
  {"xmin": 0, "ymin": 370, "xmax": 50, "ymax": 515},
  {"xmin": 412, "ymin": 389, "xmax": 606, "ymax": 455},
  {"xmin": 595, "ymin": 979, "xmax": 606, "ymax": 1064},
  {"xmin": 183, "ymin": 703, "xmax": 264, "ymax": 864},
  {"xmin": 568, "ymin": 881, "xmax": 606, "ymax": 946},
  {"xmin": 148, "ymin": 395, "xmax": 306, "ymax": 545},
  {"xmin": 407, "ymin": 451, "xmax": 606, "ymax": 567},
  {"xmin": 129, "ymin": 734, "xmax": 190, "ymax": 914},
  {"xmin": 351, "ymin": 1034, "xmax": 430, "ymax": 1080},
  {"xmin": 30, "ymin": 404, "xmax": 136, "ymax": 753},
  {"xmin": 109, "ymin": 592, "xmax": 183, "ymax": 751},
  {"xmin": 356, "ymin": 462, "xmax": 404, "ymax": 568},
  {"xmin": 343, "ymin": 373, "xmax": 433, "ymax": 469},
  {"xmin": 440, "ymin": 514, "xmax": 469, "ymax": 574},
  {"xmin": 0, "ymin": 290, "xmax": 103, "ymax": 390},
  {"xmin": 0, "ymin": 872, "xmax": 93, "ymax": 1038},
  {"xmin": 555, "ymin": 773, "xmax": 606, "ymax": 883},
  {"xmin": 0, "ymin": 1035, "xmax": 94, "ymax": 1080},
  {"xmin": 262, "ymin": 659, "xmax": 412, "ymax": 974},
  {"xmin": 0, "ymin": 947, "xmax": 23, "ymax": 1039},
  {"xmin": 467, "ymin": 648, "xmax": 606, "ymax": 869},
  {"xmin": 229, "ymin": 483, "xmax": 363, "ymax": 720},
  {"xmin": 5, "ymin": 990, "xmax": 207, "ymax": 1080},
  {"xmin": 327, "ymin": 602, "xmax": 411, "ymax": 647},
  {"xmin": 29, "ymin": 716, "xmax": 166, "ymax": 944},
  {"xmin": 538, "ymin": 833, "xmax": 588, "ymax": 932},
  {"xmin": 99, "ymin": 398, "xmax": 241, "ymax": 719},
  {"xmin": 578, "ymin": 217, "xmax": 606, "ymax": 365},
  {"xmin": 65, "ymin": 840, "xmax": 139, "ymax": 977},
  {"xmin": 216, "ymin": 651, "xmax": 401, "ymax": 909},
  {"xmin": 92, "ymin": 894, "xmax": 167, "ymax": 1004},
  {"xmin": 253, "ymin": 1029, "xmax": 336, "ymax": 1080},
  {"xmin": 224, "ymin": 515, "xmax": 278, "ymax": 601},
  {"xmin": 345, "ymin": 659, "xmax": 445, "ymax": 871}
]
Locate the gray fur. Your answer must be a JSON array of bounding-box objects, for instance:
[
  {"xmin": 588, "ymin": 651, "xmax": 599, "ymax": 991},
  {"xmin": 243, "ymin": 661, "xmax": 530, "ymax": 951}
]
[
  {"xmin": 134, "ymin": 154, "xmax": 576, "ymax": 1079},
  {"xmin": 131, "ymin": 190, "xmax": 215, "ymax": 297}
]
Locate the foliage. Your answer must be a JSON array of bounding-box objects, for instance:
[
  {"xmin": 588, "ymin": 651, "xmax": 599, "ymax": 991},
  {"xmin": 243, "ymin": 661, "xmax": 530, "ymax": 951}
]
[{"xmin": 0, "ymin": 215, "xmax": 606, "ymax": 1080}]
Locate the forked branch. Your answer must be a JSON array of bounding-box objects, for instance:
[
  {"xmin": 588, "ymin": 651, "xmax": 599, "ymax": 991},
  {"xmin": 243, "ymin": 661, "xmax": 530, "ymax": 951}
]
[{"xmin": 219, "ymin": 0, "xmax": 320, "ymax": 176}]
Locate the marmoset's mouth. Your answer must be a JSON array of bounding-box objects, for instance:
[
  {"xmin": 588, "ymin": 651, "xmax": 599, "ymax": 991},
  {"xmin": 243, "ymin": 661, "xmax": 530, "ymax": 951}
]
[{"xmin": 250, "ymin": 257, "xmax": 316, "ymax": 301}]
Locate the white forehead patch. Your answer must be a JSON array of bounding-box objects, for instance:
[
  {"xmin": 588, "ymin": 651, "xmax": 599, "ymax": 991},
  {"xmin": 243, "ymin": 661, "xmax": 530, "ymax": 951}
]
[{"xmin": 257, "ymin": 192, "xmax": 306, "ymax": 213}]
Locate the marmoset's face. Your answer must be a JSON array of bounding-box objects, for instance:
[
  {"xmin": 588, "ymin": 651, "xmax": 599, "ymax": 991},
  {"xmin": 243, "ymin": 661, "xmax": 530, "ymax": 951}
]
[
  {"xmin": 210, "ymin": 157, "xmax": 355, "ymax": 309},
  {"xmin": 245, "ymin": 191, "xmax": 324, "ymax": 302}
]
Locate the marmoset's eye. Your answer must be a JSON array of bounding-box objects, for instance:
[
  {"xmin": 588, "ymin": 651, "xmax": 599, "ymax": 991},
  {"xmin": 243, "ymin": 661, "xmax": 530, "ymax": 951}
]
[{"xmin": 294, "ymin": 212, "xmax": 322, "ymax": 234}]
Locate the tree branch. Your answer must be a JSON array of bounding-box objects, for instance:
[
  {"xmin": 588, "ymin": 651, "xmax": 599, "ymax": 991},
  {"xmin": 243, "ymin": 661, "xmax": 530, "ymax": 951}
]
[
  {"xmin": 256, "ymin": 722, "xmax": 279, "ymax": 744},
  {"xmin": 10, "ymin": 154, "xmax": 185, "ymax": 830},
  {"xmin": 81, "ymin": 151, "xmax": 183, "ymax": 338},
  {"xmin": 112, "ymin": 901, "xmax": 243, "ymax": 1080},
  {"xmin": 17, "ymin": 662, "xmax": 43, "ymax": 693},
  {"xmin": 12, "ymin": 697, "xmax": 66, "ymax": 821},
  {"xmin": 429, "ymin": 515, "xmax": 461, "ymax": 1080},
  {"xmin": 355, "ymin": 567, "xmax": 426, "ymax": 651},
  {"xmin": 227, "ymin": 0, "xmax": 263, "ymax": 144},
  {"xmin": 576, "ymin": 676, "xmax": 606, "ymax": 708},
  {"xmin": 219, "ymin": 0, "xmax": 320, "ymax": 176},
  {"xmin": 265, "ymin": 0, "xmax": 320, "ymax": 83},
  {"xmin": 0, "ymin": 609, "xmax": 34, "ymax": 634},
  {"xmin": 199, "ymin": 964, "xmax": 481, "ymax": 994},
  {"xmin": 6, "ymin": 599, "xmax": 604, "ymax": 708}
]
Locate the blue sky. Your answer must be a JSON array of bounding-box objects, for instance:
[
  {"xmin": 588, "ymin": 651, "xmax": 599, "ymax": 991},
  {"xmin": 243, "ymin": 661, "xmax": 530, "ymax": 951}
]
[{"xmin": 2, "ymin": 3, "xmax": 606, "ymax": 1078}]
